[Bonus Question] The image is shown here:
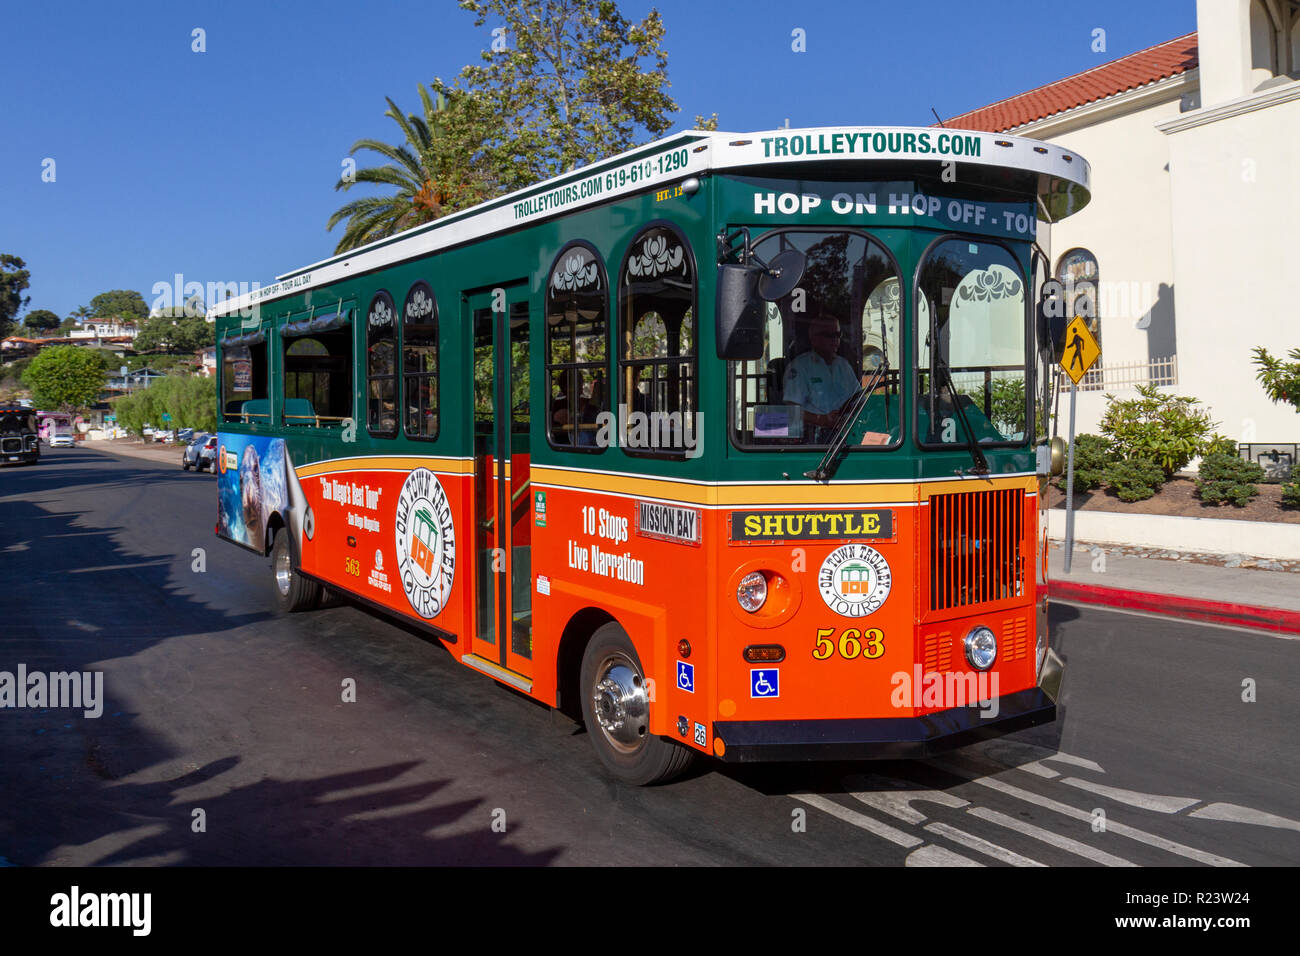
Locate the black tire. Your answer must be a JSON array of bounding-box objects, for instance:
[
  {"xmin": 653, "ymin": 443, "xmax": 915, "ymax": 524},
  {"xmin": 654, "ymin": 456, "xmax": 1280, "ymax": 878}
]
[
  {"xmin": 579, "ymin": 623, "xmax": 695, "ymax": 785},
  {"xmin": 271, "ymin": 530, "xmax": 322, "ymax": 613},
  {"xmin": 182, "ymin": 459, "xmax": 191, "ymax": 471}
]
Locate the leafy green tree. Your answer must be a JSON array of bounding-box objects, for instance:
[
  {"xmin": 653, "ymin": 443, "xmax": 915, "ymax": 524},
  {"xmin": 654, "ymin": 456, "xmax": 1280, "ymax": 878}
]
[
  {"xmin": 135, "ymin": 314, "xmax": 215, "ymax": 353},
  {"xmin": 437, "ymin": 0, "xmax": 679, "ymax": 194},
  {"xmin": 23, "ymin": 309, "xmax": 61, "ymax": 333},
  {"xmin": 0, "ymin": 254, "xmax": 32, "ymax": 340},
  {"xmin": 21, "ymin": 345, "xmax": 107, "ymax": 410},
  {"xmin": 89, "ymin": 289, "xmax": 148, "ymax": 320},
  {"xmin": 115, "ymin": 374, "xmax": 216, "ymax": 433},
  {"xmin": 57, "ymin": 316, "xmax": 79, "ymax": 334},
  {"xmin": 1252, "ymin": 346, "xmax": 1300, "ymax": 414},
  {"xmin": 328, "ymin": 84, "xmax": 494, "ymax": 253}
]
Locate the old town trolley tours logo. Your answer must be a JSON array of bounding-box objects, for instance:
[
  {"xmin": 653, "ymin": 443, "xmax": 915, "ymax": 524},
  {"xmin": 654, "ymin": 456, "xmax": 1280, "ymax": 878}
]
[
  {"xmin": 818, "ymin": 544, "xmax": 892, "ymax": 617},
  {"xmin": 394, "ymin": 468, "xmax": 456, "ymax": 618}
]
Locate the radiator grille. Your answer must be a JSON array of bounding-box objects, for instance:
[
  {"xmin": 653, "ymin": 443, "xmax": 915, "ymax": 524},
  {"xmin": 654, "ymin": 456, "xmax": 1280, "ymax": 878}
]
[
  {"xmin": 1, "ymin": 438, "xmax": 21, "ymax": 453},
  {"xmin": 929, "ymin": 488, "xmax": 1025, "ymax": 611},
  {"xmin": 1001, "ymin": 616, "xmax": 1029, "ymax": 663}
]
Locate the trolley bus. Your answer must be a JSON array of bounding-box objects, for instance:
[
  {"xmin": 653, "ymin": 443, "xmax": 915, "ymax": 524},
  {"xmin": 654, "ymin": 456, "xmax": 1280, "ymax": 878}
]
[{"xmin": 210, "ymin": 126, "xmax": 1085, "ymax": 784}]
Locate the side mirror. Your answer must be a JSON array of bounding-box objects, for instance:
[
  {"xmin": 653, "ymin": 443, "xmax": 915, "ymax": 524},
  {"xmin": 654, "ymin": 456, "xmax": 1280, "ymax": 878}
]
[
  {"xmin": 715, "ymin": 264, "xmax": 764, "ymax": 360},
  {"xmin": 1037, "ymin": 279, "xmax": 1068, "ymax": 362}
]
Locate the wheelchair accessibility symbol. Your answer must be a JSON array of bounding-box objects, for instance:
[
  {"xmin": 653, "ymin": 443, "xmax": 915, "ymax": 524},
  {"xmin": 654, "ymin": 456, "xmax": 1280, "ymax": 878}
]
[
  {"xmin": 677, "ymin": 661, "xmax": 695, "ymax": 694},
  {"xmin": 750, "ymin": 669, "xmax": 779, "ymax": 698}
]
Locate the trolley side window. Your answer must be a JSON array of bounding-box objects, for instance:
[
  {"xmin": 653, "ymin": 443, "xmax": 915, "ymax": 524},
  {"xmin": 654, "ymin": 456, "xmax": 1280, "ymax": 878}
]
[
  {"xmin": 221, "ymin": 331, "xmax": 269, "ymax": 424},
  {"xmin": 280, "ymin": 307, "xmax": 353, "ymax": 428},
  {"xmin": 618, "ymin": 224, "xmax": 697, "ymax": 457},
  {"xmin": 402, "ymin": 280, "xmax": 439, "ymax": 440},
  {"xmin": 545, "ymin": 241, "xmax": 608, "ymax": 450},
  {"xmin": 367, "ymin": 291, "xmax": 398, "ymax": 437}
]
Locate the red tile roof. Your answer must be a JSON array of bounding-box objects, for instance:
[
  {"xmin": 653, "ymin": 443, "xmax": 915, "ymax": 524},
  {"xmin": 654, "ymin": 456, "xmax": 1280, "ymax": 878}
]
[{"xmin": 941, "ymin": 32, "xmax": 1198, "ymax": 132}]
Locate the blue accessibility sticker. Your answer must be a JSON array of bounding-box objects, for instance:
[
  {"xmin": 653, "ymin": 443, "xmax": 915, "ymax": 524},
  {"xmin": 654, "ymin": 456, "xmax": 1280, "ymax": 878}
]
[
  {"xmin": 677, "ymin": 661, "xmax": 695, "ymax": 693},
  {"xmin": 750, "ymin": 668, "xmax": 779, "ymax": 698}
]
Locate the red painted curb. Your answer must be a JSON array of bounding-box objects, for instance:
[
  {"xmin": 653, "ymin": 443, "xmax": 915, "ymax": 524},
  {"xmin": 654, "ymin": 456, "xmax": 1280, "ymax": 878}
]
[{"xmin": 1049, "ymin": 580, "xmax": 1300, "ymax": 635}]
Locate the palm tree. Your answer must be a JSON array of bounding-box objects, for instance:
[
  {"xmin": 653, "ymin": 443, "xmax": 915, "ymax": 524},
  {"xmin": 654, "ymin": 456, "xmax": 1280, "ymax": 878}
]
[
  {"xmin": 327, "ymin": 84, "xmax": 493, "ymax": 254},
  {"xmin": 68, "ymin": 305, "xmax": 92, "ymax": 325}
]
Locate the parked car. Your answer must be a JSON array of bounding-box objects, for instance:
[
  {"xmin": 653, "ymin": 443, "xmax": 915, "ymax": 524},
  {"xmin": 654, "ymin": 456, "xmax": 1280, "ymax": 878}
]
[
  {"xmin": 182, "ymin": 433, "xmax": 211, "ymax": 470},
  {"xmin": 183, "ymin": 434, "xmax": 218, "ymax": 471},
  {"xmin": 176, "ymin": 428, "xmax": 195, "ymax": 444},
  {"xmin": 197, "ymin": 435, "xmax": 219, "ymax": 472}
]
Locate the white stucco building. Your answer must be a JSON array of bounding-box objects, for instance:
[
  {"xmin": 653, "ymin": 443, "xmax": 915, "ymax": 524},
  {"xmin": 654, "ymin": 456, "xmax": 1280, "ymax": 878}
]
[{"xmin": 944, "ymin": 0, "xmax": 1300, "ymax": 460}]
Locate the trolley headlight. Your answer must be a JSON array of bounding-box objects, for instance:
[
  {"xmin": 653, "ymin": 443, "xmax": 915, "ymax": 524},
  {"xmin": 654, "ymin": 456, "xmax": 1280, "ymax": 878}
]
[
  {"xmin": 736, "ymin": 572, "xmax": 768, "ymax": 613},
  {"xmin": 964, "ymin": 625, "xmax": 998, "ymax": 670}
]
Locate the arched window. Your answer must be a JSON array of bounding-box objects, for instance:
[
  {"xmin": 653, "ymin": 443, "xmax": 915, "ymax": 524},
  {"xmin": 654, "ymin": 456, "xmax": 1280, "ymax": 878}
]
[
  {"xmin": 402, "ymin": 281, "xmax": 438, "ymax": 439},
  {"xmin": 618, "ymin": 224, "xmax": 696, "ymax": 456},
  {"xmin": 1055, "ymin": 248, "xmax": 1100, "ymax": 357},
  {"xmin": 545, "ymin": 242, "xmax": 608, "ymax": 450},
  {"xmin": 366, "ymin": 290, "xmax": 397, "ymax": 436}
]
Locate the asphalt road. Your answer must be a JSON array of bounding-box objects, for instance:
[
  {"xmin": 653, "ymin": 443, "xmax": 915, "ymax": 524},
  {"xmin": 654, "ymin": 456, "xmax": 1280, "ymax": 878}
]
[{"xmin": 2, "ymin": 446, "xmax": 1297, "ymax": 866}]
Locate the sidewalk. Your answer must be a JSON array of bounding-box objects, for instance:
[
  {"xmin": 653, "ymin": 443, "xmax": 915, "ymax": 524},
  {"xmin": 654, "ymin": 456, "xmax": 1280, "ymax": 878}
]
[
  {"xmin": 1048, "ymin": 542, "xmax": 1300, "ymax": 635},
  {"xmin": 80, "ymin": 438, "xmax": 189, "ymax": 466}
]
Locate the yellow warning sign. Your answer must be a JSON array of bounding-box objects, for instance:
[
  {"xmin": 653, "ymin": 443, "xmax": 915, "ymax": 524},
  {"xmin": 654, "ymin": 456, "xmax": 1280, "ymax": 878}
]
[{"xmin": 1060, "ymin": 316, "xmax": 1101, "ymax": 384}]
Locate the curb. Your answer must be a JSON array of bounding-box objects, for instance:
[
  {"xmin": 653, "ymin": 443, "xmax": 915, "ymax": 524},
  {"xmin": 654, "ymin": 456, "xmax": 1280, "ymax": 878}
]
[{"xmin": 1049, "ymin": 580, "xmax": 1300, "ymax": 635}]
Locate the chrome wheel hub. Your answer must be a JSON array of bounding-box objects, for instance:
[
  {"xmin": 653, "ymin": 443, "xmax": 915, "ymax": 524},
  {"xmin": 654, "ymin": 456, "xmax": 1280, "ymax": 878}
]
[
  {"xmin": 592, "ymin": 656, "xmax": 648, "ymax": 753},
  {"xmin": 275, "ymin": 546, "xmax": 292, "ymax": 596}
]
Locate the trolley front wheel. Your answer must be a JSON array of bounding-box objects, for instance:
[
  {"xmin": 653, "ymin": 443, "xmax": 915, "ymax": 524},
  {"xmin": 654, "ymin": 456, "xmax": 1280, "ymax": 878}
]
[{"xmin": 579, "ymin": 623, "xmax": 695, "ymax": 785}]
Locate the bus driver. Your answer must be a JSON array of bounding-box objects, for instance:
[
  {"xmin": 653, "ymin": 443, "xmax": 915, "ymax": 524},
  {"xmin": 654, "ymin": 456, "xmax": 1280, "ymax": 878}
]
[{"xmin": 782, "ymin": 312, "xmax": 860, "ymax": 441}]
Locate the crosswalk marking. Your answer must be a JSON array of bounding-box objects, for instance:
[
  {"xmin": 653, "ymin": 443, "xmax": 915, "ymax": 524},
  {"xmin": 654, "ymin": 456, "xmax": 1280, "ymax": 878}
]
[
  {"xmin": 845, "ymin": 775, "xmax": 969, "ymax": 825},
  {"xmin": 905, "ymin": 845, "xmax": 982, "ymax": 867},
  {"xmin": 923, "ymin": 822, "xmax": 1046, "ymax": 867},
  {"xmin": 1190, "ymin": 803, "xmax": 1300, "ymax": 832},
  {"xmin": 968, "ymin": 807, "xmax": 1136, "ymax": 866},
  {"xmin": 1043, "ymin": 751, "xmax": 1106, "ymax": 773},
  {"xmin": 791, "ymin": 793, "xmax": 923, "ymax": 848},
  {"xmin": 929, "ymin": 757, "xmax": 1246, "ymax": 867},
  {"xmin": 1061, "ymin": 776, "xmax": 1200, "ymax": 813}
]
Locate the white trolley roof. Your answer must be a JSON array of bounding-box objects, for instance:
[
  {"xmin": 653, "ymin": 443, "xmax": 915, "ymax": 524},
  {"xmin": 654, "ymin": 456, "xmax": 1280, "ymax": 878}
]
[{"xmin": 209, "ymin": 126, "xmax": 1089, "ymax": 321}]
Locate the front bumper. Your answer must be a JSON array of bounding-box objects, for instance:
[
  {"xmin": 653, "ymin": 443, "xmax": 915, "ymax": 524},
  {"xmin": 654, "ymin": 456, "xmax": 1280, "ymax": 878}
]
[{"xmin": 714, "ymin": 649, "xmax": 1064, "ymax": 763}]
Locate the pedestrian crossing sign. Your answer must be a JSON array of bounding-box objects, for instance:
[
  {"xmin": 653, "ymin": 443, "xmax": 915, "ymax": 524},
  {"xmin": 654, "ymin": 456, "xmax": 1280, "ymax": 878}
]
[{"xmin": 1059, "ymin": 316, "xmax": 1100, "ymax": 384}]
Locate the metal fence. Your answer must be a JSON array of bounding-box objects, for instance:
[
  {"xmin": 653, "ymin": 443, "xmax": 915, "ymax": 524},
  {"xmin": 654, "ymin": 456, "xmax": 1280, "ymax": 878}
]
[
  {"xmin": 1238, "ymin": 443, "xmax": 1298, "ymax": 482},
  {"xmin": 1076, "ymin": 356, "xmax": 1178, "ymax": 391}
]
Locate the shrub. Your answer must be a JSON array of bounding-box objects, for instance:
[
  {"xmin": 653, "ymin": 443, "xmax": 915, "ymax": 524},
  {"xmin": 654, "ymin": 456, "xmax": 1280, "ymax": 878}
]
[
  {"xmin": 1104, "ymin": 457, "xmax": 1165, "ymax": 502},
  {"xmin": 1282, "ymin": 465, "xmax": 1300, "ymax": 510},
  {"xmin": 1099, "ymin": 383, "xmax": 1216, "ymax": 478},
  {"xmin": 1196, "ymin": 452, "xmax": 1265, "ymax": 507},
  {"xmin": 1056, "ymin": 433, "xmax": 1114, "ymax": 494},
  {"xmin": 1203, "ymin": 434, "xmax": 1237, "ymax": 457}
]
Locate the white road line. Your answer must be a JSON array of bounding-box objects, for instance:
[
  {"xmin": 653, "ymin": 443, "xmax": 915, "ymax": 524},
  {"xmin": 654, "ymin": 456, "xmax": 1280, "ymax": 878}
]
[
  {"xmin": 844, "ymin": 775, "xmax": 970, "ymax": 824},
  {"xmin": 792, "ymin": 793, "xmax": 923, "ymax": 848},
  {"xmin": 1043, "ymin": 751, "xmax": 1106, "ymax": 773},
  {"xmin": 928, "ymin": 756, "xmax": 1245, "ymax": 866},
  {"xmin": 1189, "ymin": 803, "xmax": 1300, "ymax": 832},
  {"xmin": 905, "ymin": 845, "xmax": 983, "ymax": 867},
  {"xmin": 968, "ymin": 807, "xmax": 1136, "ymax": 866},
  {"xmin": 923, "ymin": 822, "xmax": 1047, "ymax": 867},
  {"xmin": 1061, "ymin": 777, "xmax": 1200, "ymax": 813}
]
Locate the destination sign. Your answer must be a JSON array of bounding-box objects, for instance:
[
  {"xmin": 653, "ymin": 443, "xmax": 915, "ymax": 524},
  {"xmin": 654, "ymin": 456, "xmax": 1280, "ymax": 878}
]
[
  {"xmin": 636, "ymin": 500, "xmax": 701, "ymax": 546},
  {"xmin": 730, "ymin": 509, "xmax": 894, "ymax": 543}
]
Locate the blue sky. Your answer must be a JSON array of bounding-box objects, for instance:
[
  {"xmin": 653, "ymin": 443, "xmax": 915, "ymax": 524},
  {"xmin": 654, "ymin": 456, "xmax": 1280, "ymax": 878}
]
[{"xmin": 0, "ymin": 0, "xmax": 1195, "ymax": 319}]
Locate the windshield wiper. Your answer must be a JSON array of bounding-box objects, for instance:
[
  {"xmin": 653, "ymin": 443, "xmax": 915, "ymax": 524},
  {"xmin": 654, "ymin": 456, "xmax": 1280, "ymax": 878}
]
[
  {"xmin": 934, "ymin": 358, "xmax": 989, "ymax": 475},
  {"xmin": 804, "ymin": 362, "xmax": 889, "ymax": 482}
]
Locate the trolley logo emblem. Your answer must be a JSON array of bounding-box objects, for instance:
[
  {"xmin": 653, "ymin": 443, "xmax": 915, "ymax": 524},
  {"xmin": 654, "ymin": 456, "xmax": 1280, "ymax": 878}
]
[
  {"xmin": 394, "ymin": 468, "xmax": 456, "ymax": 619},
  {"xmin": 818, "ymin": 545, "xmax": 891, "ymax": 617}
]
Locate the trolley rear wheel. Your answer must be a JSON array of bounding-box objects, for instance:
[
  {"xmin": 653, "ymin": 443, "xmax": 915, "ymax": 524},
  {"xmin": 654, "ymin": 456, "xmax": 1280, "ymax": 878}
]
[{"xmin": 271, "ymin": 531, "xmax": 322, "ymax": 613}]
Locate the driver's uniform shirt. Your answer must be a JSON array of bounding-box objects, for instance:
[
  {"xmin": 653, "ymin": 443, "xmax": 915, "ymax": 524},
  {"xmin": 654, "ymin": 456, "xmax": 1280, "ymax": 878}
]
[{"xmin": 782, "ymin": 350, "xmax": 859, "ymax": 415}]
